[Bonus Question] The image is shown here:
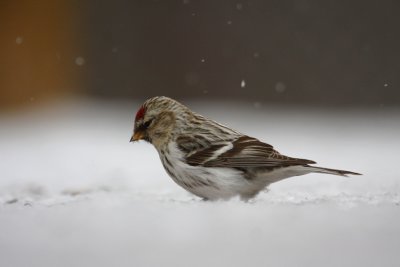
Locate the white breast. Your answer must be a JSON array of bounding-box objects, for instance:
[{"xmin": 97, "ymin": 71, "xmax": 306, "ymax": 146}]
[{"xmin": 158, "ymin": 142, "xmax": 249, "ymax": 200}]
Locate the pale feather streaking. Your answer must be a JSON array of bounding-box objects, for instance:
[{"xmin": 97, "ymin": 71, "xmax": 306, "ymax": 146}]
[{"xmin": 130, "ymin": 96, "xmax": 361, "ymax": 200}]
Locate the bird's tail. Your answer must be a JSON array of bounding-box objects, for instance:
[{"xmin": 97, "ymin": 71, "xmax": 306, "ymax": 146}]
[{"xmin": 306, "ymin": 166, "xmax": 362, "ymax": 177}]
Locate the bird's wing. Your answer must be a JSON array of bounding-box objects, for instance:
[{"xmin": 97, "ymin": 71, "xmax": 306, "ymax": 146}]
[{"xmin": 180, "ymin": 135, "xmax": 315, "ymax": 168}]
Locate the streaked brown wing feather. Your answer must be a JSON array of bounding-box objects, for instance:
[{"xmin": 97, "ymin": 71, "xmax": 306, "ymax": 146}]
[{"xmin": 185, "ymin": 135, "xmax": 315, "ymax": 168}]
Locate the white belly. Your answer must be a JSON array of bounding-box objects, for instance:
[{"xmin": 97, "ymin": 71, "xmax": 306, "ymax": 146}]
[
  {"xmin": 158, "ymin": 143, "xmax": 313, "ymax": 200},
  {"xmin": 159, "ymin": 143, "xmax": 251, "ymax": 200}
]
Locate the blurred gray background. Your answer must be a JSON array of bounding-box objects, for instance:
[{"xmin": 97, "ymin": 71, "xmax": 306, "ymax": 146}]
[
  {"xmin": 1, "ymin": 0, "xmax": 399, "ymax": 108},
  {"xmin": 81, "ymin": 0, "xmax": 399, "ymax": 105}
]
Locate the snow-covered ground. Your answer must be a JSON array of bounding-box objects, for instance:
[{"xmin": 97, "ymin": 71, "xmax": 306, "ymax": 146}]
[{"xmin": 0, "ymin": 99, "xmax": 399, "ymax": 267}]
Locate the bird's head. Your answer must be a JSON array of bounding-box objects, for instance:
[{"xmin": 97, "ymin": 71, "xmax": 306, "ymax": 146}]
[{"xmin": 130, "ymin": 96, "xmax": 184, "ymax": 149}]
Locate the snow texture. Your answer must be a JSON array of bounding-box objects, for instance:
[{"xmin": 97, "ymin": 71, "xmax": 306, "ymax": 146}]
[{"xmin": 0, "ymin": 99, "xmax": 399, "ymax": 267}]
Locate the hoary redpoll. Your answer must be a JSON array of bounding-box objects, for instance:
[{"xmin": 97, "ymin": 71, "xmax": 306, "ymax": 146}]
[{"xmin": 130, "ymin": 96, "xmax": 360, "ymax": 200}]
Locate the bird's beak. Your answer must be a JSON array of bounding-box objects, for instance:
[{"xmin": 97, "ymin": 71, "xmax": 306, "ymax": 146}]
[{"xmin": 130, "ymin": 131, "xmax": 144, "ymax": 142}]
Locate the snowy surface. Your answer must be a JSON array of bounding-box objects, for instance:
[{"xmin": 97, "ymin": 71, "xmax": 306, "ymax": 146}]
[{"xmin": 0, "ymin": 98, "xmax": 399, "ymax": 267}]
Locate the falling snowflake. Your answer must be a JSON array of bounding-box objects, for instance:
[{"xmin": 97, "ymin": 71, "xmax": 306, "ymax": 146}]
[
  {"xmin": 275, "ymin": 82, "xmax": 286, "ymax": 93},
  {"xmin": 16, "ymin": 36, "xmax": 24, "ymax": 45},
  {"xmin": 75, "ymin": 57, "xmax": 85, "ymax": 66},
  {"xmin": 253, "ymin": 102, "xmax": 262, "ymax": 109}
]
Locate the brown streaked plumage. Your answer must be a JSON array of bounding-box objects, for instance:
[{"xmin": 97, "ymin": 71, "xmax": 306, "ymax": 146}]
[{"xmin": 130, "ymin": 96, "xmax": 361, "ymax": 200}]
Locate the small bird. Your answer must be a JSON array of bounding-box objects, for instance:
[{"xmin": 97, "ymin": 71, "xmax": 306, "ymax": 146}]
[{"xmin": 130, "ymin": 96, "xmax": 360, "ymax": 200}]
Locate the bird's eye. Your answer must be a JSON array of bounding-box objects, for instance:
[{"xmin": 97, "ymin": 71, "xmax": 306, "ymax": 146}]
[{"xmin": 142, "ymin": 119, "xmax": 153, "ymax": 129}]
